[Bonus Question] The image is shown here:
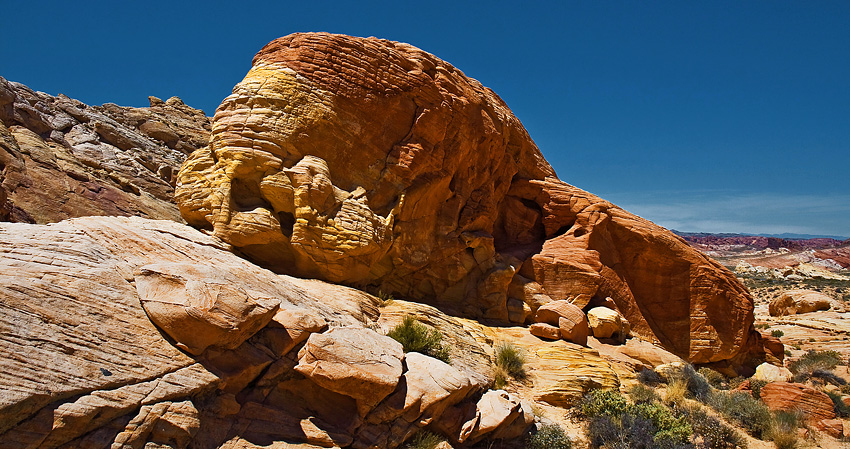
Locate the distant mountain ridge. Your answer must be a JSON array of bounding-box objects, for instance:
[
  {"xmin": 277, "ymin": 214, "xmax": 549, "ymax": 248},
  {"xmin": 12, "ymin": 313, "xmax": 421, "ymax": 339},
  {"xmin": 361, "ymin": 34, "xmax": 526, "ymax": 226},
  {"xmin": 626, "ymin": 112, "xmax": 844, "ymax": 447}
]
[{"xmin": 674, "ymin": 231, "xmax": 849, "ymax": 241}]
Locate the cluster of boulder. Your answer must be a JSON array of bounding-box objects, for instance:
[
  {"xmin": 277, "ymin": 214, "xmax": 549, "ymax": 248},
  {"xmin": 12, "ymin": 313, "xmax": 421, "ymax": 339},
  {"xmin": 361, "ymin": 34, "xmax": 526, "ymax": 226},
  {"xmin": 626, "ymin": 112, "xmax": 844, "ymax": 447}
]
[
  {"xmin": 528, "ymin": 299, "xmax": 630, "ymax": 346},
  {"xmin": 768, "ymin": 289, "xmax": 839, "ymax": 316}
]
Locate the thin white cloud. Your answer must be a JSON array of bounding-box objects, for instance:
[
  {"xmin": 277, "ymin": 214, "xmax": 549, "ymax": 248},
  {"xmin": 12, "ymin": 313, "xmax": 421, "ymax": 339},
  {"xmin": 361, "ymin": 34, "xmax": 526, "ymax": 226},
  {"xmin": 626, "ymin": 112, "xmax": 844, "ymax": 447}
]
[{"xmin": 598, "ymin": 190, "xmax": 850, "ymax": 238}]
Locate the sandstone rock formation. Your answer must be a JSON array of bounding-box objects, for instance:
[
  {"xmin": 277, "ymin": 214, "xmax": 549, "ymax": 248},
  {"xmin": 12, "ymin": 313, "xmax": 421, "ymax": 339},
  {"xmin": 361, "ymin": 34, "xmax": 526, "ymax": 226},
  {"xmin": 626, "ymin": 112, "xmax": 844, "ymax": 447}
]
[
  {"xmin": 0, "ymin": 216, "xmax": 540, "ymax": 448},
  {"xmin": 175, "ymin": 32, "xmax": 764, "ymax": 365},
  {"xmin": 769, "ymin": 289, "xmax": 834, "ymax": 316},
  {"xmin": 587, "ymin": 306, "xmax": 631, "ymax": 342},
  {"xmin": 531, "ymin": 300, "xmax": 589, "ymax": 345},
  {"xmin": 0, "ymin": 75, "xmax": 209, "ymax": 223},
  {"xmin": 751, "ymin": 362, "xmax": 793, "ymax": 383},
  {"xmin": 760, "ymin": 381, "xmax": 845, "ymax": 438}
]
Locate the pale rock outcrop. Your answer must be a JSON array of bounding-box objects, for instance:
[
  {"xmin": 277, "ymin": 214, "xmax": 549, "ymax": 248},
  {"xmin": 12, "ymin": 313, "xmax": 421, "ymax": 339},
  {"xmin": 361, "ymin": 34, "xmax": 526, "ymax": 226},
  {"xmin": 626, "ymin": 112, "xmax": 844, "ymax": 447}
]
[
  {"xmin": 587, "ymin": 306, "xmax": 630, "ymax": 342},
  {"xmin": 769, "ymin": 289, "xmax": 833, "ymax": 316},
  {"xmin": 0, "ymin": 76, "xmax": 209, "ymax": 224},
  {"xmin": 752, "ymin": 362, "xmax": 793, "ymax": 383},
  {"xmin": 531, "ymin": 300, "xmax": 588, "ymax": 345},
  {"xmin": 295, "ymin": 327, "xmax": 404, "ymax": 414},
  {"xmin": 135, "ymin": 263, "xmax": 281, "ymax": 355},
  {"xmin": 435, "ymin": 390, "xmax": 533, "ymax": 445},
  {"xmin": 0, "ymin": 216, "xmax": 413, "ymax": 448},
  {"xmin": 175, "ymin": 32, "xmax": 765, "ymax": 365}
]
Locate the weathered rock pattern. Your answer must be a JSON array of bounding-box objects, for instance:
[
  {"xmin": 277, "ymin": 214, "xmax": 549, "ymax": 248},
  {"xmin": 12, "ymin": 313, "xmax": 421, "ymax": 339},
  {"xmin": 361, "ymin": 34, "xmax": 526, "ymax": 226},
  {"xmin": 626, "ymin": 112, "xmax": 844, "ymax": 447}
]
[
  {"xmin": 531, "ymin": 300, "xmax": 589, "ymax": 345},
  {"xmin": 769, "ymin": 289, "xmax": 834, "ymax": 316},
  {"xmin": 587, "ymin": 306, "xmax": 630, "ymax": 342},
  {"xmin": 176, "ymin": 32, "xmax": 763, "ymax": 365},
  {"xmin": 0, "ymin": 216, "xmax": 540, "ymax": 448},
  {"xmin": 0, "ymin": 75, "xmax": 209, "ymax": 223},
  {"xmin": 760, "ymin": 382, "xmax": 836, "ymax": 422},
  {"xmin": 751, "ymin": 362, "xmax": 793, "ymax": 383}
]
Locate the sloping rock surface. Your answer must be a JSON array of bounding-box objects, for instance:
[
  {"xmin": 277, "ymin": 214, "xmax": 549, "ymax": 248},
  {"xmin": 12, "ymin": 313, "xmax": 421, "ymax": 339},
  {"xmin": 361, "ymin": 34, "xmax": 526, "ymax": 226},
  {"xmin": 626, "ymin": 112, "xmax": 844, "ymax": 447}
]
[
  {"xmin": 176, "ymin": 32, "xmax": 761, "ymax": 364},
  {"xmin": 0, "ymin": 75, "xmax": 209, "ymax": 223},
  {"xmin": 0, "ymin": 216, "xmax": 537, "ymax": 448}
]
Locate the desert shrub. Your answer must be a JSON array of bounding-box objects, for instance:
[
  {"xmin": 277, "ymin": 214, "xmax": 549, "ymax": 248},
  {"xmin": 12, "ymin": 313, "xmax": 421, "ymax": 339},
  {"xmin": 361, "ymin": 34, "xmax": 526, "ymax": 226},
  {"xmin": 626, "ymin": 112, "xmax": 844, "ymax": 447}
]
[
  {"xmin": 402, "ymin": 430, "xmax": 443, "ymax": 449},
  {"xmin": 827, "ymin": 391, "xmax": 850, "ymax": 417},
  {"xmin": 376, "ymin": 290, "xmax": 394, "ymax": 306},
  {"xmin": 492, "ymin": 342, "xmax": 526, "ymax": 388},
  {"xmin": 637, "ymin": 368, "xmax": 663, "ymax": 386},
  {"xmin": 841, "ymin": 383, "xmax": 850, "ymax": 395},
  {"xmin": 628, "ymin": 383, "xmax": 660, "ymax": 404},
  {"xmin": 697, "ymin": 367, "xmax": 726, "ymax": 389},
  {"xmin": 789, "ymin": 350, "xmax": 842, "ymax": 375},
  {"xmin": 581, "ymin": 389, "xmax": 631, "ymax": 418},
  {"xmin": 768, "ymin": 410, "xmax": 802, "ymax": 449},
  {"xmin": 681, "ymin": 365, "xmax": 711, "ymax": 401},
  {"xmin": 387, "ymin": 315, "xmax": 450, "ymax": 363},
  {"xmin": 707, "ymin": 390, "xmax": 773, "ymax": 438},
  {"xmin": 664, "ymin": 379, "xmax": 689, "ymax": 406},
  {"xmin": 526, "ymin": 423, "xmax": 572, "ymax": 449},
  {"xmin": 771, "ymin": 329, "xmax": 785, "ymax": 338},
  {"xmin": 728, "ymin": 376, "xmax": 747, "ymax": 391},
  {"xmin": 495, "ymin": 342, "xmax": 527, "ymax": 379},
  {"xmin": 810, "ymin": 368, "xmax": 846, "ymax": 386},
  {"xmin": 582, "ymin": 389, "xmax": 691, "ymax": 448},
  {"xmin": 682, "ymin": 405, "xmax": 747, "ymax": 449},
  {"xmin": 749, "ymin": 379, "xmax": 767, "ymax": 399}
]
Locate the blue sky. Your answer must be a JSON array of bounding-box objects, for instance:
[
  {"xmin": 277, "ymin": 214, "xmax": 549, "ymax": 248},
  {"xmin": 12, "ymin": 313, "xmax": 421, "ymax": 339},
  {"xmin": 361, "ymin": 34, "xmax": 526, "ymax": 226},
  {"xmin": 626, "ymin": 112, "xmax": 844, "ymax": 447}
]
[{"xmin": 3, "ymin": 1, "xmax": 848, "ymax": 238}]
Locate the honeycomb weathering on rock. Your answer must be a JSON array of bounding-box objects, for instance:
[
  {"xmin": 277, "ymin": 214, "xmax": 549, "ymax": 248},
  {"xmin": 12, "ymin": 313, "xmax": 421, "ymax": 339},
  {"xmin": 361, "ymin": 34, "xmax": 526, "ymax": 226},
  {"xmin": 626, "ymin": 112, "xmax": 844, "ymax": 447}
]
[{"xmin": 176, "ymin": 32, "xmax": 766, "ymax": 364}]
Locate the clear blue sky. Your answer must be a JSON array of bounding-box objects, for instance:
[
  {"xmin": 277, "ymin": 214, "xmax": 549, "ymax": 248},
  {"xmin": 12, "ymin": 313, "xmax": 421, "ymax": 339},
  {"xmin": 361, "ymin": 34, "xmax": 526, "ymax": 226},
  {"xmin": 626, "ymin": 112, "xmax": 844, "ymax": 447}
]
[{"xmin": 3, "ymin": 1, "xmax": 848, "ymax": 238}]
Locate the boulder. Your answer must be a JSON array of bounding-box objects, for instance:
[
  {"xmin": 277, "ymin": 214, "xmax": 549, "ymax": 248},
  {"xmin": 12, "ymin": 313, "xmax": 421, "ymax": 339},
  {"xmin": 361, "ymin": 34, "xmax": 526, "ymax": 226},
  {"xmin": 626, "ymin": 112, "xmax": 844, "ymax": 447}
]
[
  {"xmin": 295, "ymin": 327, "xmax": 404, "ymax": 413},
  {"xmin": 760, "ymin": 382, "xmax": 836, "ymax": 422},
  {"xmin": 587, "ymin": 306, "xmax": 630, "ymax": 342},
  {"xmin": 769, "ymin": 289, "xmax": 833, "ymax": 316},
  {"xmin": 752, "ymin": 362, "xmax": 793, "ymax": 383},
  {"xmin": 135, "ymin": 263, "xmax": 281, "ymax": 355},
  {"xmin": 533, "ymin": 300, "xmax": 588, "ymax": 345},
  {"xmin": 529, "ymin": 322, "xmax": 561, "ymax": 340},
  {"xmin": 175, "ymin": 32, "xmax": 762, "ymax": 365},
  {"xmin": 813, "ymin": 418, "xmax": 844, "ymax": 439}
]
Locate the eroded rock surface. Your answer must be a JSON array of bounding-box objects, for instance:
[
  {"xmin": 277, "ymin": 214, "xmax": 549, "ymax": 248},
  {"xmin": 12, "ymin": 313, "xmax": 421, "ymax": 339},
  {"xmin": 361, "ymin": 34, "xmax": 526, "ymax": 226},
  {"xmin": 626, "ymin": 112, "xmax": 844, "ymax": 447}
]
[
  {"xmin": 176, "ymin": 32, "xmax": 762, "ymax": 365},
  {"xmin": 0, "ymin": 75, "xmax": 210, "ymax": 223},
  {"xmin": 0, "ymin": 216, "xmax": 535, "ymax": 448}
]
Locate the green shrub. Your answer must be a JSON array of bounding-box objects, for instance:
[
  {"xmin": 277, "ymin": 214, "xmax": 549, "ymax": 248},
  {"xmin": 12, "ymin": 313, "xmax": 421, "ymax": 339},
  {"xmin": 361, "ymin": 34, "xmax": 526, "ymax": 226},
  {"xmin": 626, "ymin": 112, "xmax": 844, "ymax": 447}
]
[
  {"xmin": 771, "ymin": 329, "xmax": 784, "ymax": 338},
  {"xmin": 697, "ymin": 367, "xmax": 726, "ymax": 389},
  {"xmin": 495, "ymin": 342, "xmax": 527, "ymax": 379},
  {"xmin": 637, "ymin": 368, "xmax": 662, "ymax": 386},
  {"xmin": 627, "ymin": 383, "xmax": 660, "ymax": 404},
  {"xmin": 678, "ymin": 364, "xmax": 711, "ymax": 401},
  {"xmin": 527, "ymin": 423, "xmax": 572, "ymax": 449},
  {"xmin": 387, "ymin": 315, "xmax": 450, "ymax": 363},
  {"xmin": 749, "ymin": 379, "xmax": 767, "ymax": 399},
  {"xmin": 768, "ymin": 410, "xmax": 802, "ymax": 449},
  {"xmin": 402, "ymin": 430, "xmax": 444, "ymax": 449},
  {"xmin": 582, "ymin": 389, "xmax": 691, "ymax": 448},
  {"xmin": 492, "ymin": 342, "xmax": 526, "ymax": 388},
  {"xmin": 683, "ymin": 405, "xmax": 747, "ymax": 449},
  {"xmin": 827, "ymin": 390, "xmax": 850, "ymax": 418},
  {"xmin": 789, "ymin": 350, "xmax": 843, "ymax": 383},
  {"xmin": 707, "ymin": 390, "xmax": 773, "ymax": 438}
]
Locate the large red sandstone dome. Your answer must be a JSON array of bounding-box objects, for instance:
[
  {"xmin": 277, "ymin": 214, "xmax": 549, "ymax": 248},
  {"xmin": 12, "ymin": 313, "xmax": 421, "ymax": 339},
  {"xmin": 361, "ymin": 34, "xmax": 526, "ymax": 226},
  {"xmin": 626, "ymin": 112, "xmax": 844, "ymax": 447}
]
[{"xmin": 176, "ymin": 32, "xmax": 772, "ymax": 365}]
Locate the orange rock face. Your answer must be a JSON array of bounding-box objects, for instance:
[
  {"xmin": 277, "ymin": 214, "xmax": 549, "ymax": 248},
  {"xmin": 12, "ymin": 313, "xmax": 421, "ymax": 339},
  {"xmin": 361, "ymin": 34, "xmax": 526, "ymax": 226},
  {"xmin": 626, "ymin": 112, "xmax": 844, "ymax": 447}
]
[
  {"xmin": 176, "ymin": 32, "xmax": 761, "ymax": 364},
  {"xmin": 760, "ymin": 382, "xmax": 836, "ymax": 422}
]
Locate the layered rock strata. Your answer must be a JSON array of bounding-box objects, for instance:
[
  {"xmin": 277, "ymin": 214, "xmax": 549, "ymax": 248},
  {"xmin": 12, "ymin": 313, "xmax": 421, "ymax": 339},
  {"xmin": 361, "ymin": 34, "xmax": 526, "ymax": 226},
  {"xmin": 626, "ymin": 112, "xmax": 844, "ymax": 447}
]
[
  {"xmin": 0, "ymin": 75, "xmax": 209, "ymax": 223},
  {"xmin": 176, "ymin": 32, "xmax": 764, "ymax": 364},
  {"xmin": 0, "ymin": 216, "xmax": 532, "ymax": 448}
]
